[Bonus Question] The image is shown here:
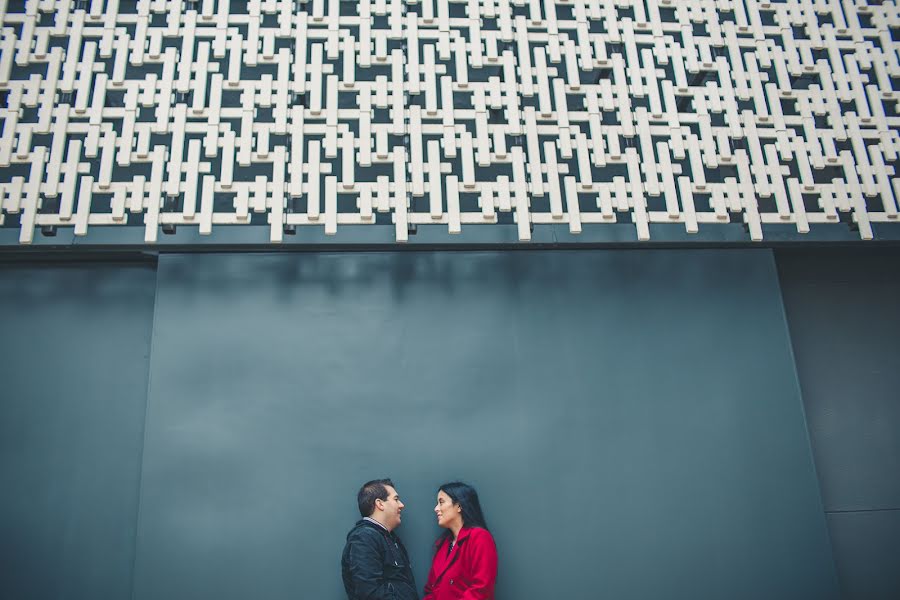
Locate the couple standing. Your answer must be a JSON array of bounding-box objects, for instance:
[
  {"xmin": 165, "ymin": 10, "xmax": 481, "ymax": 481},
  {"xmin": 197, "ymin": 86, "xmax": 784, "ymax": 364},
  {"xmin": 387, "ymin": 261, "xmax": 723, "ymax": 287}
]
[{"xmin": 341, "ymin": 479, "xmax": 498, "ymax": 600}]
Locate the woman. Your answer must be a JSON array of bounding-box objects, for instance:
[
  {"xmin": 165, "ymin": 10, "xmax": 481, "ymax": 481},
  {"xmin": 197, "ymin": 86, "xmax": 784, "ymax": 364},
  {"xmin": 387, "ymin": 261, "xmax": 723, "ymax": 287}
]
[{"xmin": 423, "ymin": 482, "xmax": 498, "ymax": 600}]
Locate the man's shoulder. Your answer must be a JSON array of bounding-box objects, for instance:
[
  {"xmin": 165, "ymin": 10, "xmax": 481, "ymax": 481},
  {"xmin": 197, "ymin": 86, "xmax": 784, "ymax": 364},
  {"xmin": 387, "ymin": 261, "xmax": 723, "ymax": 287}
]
[{"xmin": 346, "ymin": 520, "xmax": 388, "ymax": 544}]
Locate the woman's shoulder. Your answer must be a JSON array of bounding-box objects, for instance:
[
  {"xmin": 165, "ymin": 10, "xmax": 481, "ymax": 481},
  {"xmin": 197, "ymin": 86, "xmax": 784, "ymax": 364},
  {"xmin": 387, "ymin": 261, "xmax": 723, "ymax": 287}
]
[{"xmin": 463, "ymin": 526, "xmax": 495, "ymax": 543}]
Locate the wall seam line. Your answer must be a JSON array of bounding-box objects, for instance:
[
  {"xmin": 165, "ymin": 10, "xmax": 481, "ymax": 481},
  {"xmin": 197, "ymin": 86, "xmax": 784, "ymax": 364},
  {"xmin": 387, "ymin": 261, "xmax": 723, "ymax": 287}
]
[{"xmin": 128, "ymin": 256, "xmax": 164, "ymax": 600}]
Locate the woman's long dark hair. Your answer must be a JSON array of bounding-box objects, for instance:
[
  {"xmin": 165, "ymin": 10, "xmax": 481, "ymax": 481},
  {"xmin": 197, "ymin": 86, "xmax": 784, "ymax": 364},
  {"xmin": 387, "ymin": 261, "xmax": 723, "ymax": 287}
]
[{"xmin": 436, "ymin": 481, "xmax": 489, "ymax": 547}]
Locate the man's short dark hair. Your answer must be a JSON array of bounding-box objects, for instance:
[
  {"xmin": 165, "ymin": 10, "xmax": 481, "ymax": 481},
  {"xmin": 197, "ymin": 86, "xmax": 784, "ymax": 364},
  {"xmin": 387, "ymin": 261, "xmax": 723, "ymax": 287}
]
[{"xmin": 358, "ymin": 478, "xmax": 395, "ymax": 517}]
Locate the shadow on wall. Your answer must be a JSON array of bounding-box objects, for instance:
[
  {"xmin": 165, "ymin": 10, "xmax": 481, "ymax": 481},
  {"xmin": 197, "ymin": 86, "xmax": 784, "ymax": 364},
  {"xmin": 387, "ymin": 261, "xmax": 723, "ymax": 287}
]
[
  {"xmin": 159, "ymin": 248, "xmax": 746, "ymax": 302},
  {"xmin": 0, "ymin": 260, "xmax": 157, "ymax": 304}
]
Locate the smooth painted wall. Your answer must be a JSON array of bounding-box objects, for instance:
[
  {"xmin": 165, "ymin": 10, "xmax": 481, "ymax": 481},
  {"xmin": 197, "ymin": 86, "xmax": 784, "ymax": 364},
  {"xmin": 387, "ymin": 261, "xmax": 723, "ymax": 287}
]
[
  {"xmin": 0, "ymin": 251, "xmax": 843, "ymax": 600},
  {"xmin": 778, "ymin": 249, "xmax": 900, "ymax": 600},
  {"xmin": 131, "ymin": 250, "xmax": 837, "ymax": 600},
  {"xmin": 0, "ymin": 262, "xmax": 156, "ymax": 600}
]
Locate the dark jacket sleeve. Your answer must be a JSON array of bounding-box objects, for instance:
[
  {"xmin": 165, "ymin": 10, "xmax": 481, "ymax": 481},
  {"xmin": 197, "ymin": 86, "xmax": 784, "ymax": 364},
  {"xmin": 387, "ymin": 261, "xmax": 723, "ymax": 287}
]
[{"xmin": 345, "ymin": 528, "xmax": 397, "ymax": 600}]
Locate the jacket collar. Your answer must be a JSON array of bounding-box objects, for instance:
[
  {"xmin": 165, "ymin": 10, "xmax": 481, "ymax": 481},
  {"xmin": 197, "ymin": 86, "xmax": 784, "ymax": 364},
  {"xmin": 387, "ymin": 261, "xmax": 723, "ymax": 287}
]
[
  {"xmin": 362, "ymin": 517, "xmax": 390, "ymax": 532},
  {"xmin": 431, "ymin": 527, "xmax": 475, "ymax": 583},
  {"xmin": 454, "ymin": 527, "xmax": 474, "ymax": 547},
  {"xmin": 356, "ymin": 518, "xmax": 393, "ymax": 539}
]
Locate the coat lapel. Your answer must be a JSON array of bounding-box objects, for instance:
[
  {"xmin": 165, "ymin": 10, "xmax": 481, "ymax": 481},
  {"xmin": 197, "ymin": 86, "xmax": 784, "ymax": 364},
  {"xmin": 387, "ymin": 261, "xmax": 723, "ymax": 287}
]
[{"xmin": 432, "ymin": 528, "xmax": 473, "ymax": 583}]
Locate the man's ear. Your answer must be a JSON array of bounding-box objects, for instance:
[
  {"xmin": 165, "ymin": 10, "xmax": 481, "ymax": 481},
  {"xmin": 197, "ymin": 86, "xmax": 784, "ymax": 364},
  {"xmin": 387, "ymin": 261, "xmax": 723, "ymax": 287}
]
[{"xmin": 374, "ymin": 498, "xmax": 384, "ymax": 512}]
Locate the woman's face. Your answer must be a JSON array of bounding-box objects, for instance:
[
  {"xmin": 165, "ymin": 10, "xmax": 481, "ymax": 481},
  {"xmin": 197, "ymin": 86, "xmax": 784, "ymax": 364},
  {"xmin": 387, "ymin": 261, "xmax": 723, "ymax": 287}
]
[{"xmin": 434, "ymin": 490, "xmax": 463, "ymax": 530}]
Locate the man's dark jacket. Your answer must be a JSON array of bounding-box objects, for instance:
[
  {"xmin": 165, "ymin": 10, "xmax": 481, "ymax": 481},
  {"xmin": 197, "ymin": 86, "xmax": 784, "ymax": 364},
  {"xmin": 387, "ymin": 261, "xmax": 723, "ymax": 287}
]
[{"xmin": 342, "ymin": 519, "xmax": 419, "ymax": 600}]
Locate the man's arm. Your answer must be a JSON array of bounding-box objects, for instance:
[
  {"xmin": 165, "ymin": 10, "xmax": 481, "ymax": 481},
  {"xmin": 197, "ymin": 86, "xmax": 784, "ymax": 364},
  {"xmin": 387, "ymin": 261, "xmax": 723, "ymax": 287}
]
[{"xmin": 346, "ymin": 530, "xmax": 397, "ymax": 600}]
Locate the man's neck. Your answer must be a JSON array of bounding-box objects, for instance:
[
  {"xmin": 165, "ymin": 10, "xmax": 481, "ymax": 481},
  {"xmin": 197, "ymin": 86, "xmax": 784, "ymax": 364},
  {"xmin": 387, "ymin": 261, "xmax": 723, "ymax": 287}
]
[{"xmin": 364, "ymin": 515, "xmax": 392, "ymax": 532}]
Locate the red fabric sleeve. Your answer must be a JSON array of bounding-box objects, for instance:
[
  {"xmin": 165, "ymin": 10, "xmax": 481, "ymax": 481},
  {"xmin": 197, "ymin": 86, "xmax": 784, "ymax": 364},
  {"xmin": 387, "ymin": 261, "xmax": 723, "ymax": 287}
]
[
  {"xmin": 422, "ymin": 550, "xmax": 439, "ymax": 600},
  {"xmin": 460, "ymin": 529, "xmax": 498, "ymax": 600}
]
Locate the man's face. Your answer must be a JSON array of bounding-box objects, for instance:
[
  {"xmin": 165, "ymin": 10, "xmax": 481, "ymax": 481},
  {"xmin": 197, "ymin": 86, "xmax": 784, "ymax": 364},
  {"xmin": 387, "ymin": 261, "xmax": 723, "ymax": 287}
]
[{"xmin": 376, "ymin": 485, "xmax": 405, "ymax": 531}]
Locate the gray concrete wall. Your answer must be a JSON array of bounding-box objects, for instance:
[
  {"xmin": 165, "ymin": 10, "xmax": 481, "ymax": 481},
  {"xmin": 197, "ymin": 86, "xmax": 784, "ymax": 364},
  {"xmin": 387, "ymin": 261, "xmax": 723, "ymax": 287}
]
[
  {"xmin": 0, "ymin": 262, "xmax": 156, "ymax": 600},
  {"xmin": 1, "ymin": 250, "xmax": 844, "ymax": 599},
  {"xmin": 778, "ymin": 248, "xmax": 900, "ymax": 600},
  {"xmin": 131, "ymin": 250, "xmax": 836, "ymax": 600}
]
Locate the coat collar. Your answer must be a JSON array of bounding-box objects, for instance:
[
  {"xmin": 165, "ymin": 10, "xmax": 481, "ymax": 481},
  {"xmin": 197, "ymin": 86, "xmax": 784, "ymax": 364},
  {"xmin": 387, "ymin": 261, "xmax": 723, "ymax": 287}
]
[
  {"xmin": 432, "ymin": 527, "xmax": 475, "ymax": 582},
  {"xmin": 355, "ymin": 518, "xmax": 393, "ymax": 540}
]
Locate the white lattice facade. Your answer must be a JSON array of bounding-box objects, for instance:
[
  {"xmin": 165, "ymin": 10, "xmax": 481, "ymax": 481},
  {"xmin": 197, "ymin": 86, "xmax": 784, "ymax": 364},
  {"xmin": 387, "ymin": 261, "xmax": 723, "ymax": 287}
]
[{"xmin": 0, "ymin": 0, "xmax": 899, "ymax": 244}]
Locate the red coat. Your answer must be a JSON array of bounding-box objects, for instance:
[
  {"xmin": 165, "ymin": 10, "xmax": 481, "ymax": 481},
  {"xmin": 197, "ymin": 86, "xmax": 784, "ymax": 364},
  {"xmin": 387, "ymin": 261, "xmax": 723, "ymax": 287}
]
[{"xmin": 422, "ymin": 527, "xmax": 498, "ymax": 600}]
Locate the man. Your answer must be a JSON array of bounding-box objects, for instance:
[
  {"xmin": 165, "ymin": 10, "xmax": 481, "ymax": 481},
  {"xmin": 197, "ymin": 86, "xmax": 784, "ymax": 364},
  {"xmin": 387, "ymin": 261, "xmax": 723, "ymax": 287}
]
[{"xmin": 342, "ymin": 479, "xmax": 419, "ymax": 600}]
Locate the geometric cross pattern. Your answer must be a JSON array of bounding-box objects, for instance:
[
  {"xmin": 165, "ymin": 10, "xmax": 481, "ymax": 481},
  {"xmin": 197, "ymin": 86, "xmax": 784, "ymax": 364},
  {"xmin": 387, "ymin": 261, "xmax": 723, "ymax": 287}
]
[{"xmin": 0, "ymin": 0, "xmax": 898, "ymax": 244}]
